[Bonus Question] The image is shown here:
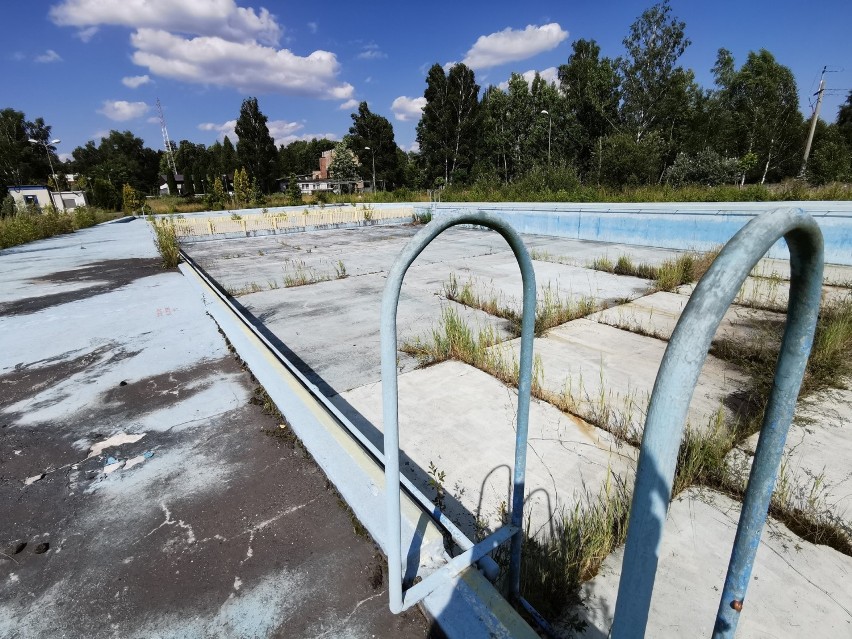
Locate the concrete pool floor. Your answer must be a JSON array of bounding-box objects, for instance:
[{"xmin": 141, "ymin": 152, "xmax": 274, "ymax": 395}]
[{"xmin": 186, "ymin": 221, "xmax": 852, "ymax": 637}]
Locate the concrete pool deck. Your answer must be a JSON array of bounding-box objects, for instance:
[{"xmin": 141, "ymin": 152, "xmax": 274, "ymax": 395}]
[{"xmin": 0, "ymin": 219, "xmax": 432, "ymax": 638}]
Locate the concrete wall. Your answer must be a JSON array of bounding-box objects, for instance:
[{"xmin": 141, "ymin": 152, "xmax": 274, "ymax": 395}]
[{"xmin": 423, "ymin": 202, "xmax": 852, "ymax": 265}]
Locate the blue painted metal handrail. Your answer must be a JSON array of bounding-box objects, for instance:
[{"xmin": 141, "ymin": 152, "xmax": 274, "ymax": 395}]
[
  {"xmin": 612, "ymin": 207, "xmax": 824, "ymax": 637},
  {"xmin": 381, "ymin": 210, "xmax": 537, "ymax": 613}
]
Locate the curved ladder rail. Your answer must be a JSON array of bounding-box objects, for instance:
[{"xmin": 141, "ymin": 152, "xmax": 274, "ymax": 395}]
[
  {"xmin": 381, "ymin": 210, "xmax": 536, "ymax": 613},
  {"xmin": 611, "ymin": 207, "xmax": 824, "ymax": 638}
]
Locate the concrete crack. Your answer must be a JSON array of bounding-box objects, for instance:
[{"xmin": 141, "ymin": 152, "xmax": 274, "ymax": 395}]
[
  {"xmin": 313, "ymin": 590, "xmax": 386, "ymax": 638},
  {"xmin": 145, "ymin": 502, "xmax": 196, "ymax": 545}
]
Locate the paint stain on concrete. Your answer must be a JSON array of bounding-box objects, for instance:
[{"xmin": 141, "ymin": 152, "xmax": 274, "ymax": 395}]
[
  {"xmin": 0, "ymin": 258, "xmax": 164, "ymax": 315},
  {"xmin": 0, "ymin": 344, "xmax": 136, "ymax": 417}
]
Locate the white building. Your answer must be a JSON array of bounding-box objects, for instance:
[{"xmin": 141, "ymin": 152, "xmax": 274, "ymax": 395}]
[{"xmin": 7, "ymin": 185, "xmax": 87, "ymax": 211}]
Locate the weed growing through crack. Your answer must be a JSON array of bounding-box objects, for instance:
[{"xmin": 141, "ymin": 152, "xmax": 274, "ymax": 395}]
[
  {"xmin": 281, "ymin": 259, "xmax": 348, "ymax": 287},
  {"xmin": 442, "ymin": 273, "xmax": 601, "ymax": 335},
  {"xmin": 401, "ymin": 305, "xmax": 504, "ymax": 371},
  {"xmin": 495, "ymin": 472, "xmax": 632, "ymax": 626},
  {"xmin": 334, "ymin": 260, "xmax": 348, "ymax": 279},
  {"xmin": 150, "ymin": 217, "xmax": 180, "ymax": 268},
  {"xmin": 585, "ymin": 247, "xmax": 720, "ymax": 292},
  {"xmin": 590, "ymin": 256, "xmax": 614, "ymax": 273},
  {"xmin": 428, "ymin": 461, "xmax": 447, "ymax": 511}
]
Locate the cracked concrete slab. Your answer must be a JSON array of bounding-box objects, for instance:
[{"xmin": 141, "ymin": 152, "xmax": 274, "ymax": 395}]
[
  {"xmin": 588, "ymin": 290, "xmax": 778, "ymax": 342},
  {"xmin": 490, "ymin": 319, "xmax": 748, "ymax": 438},
  {"xmin": 571, "ymin": 487, "xmax": 852, "ymax": 638},
  {"xmin": 340, "ymin": 360, "xmax": 637, "ymax": 540},
  {"xmin": 731, "ymin": 378, "xmax": 852, "ymax": 527},
  {"xmin": 678, "ymin": 275, "xmax": 851, "ymax": 311}
]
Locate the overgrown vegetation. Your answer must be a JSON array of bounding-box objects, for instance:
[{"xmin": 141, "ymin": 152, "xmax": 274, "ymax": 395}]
[
  {"xmin": 586, "ymin": 248, "xmax": 720, "ymax": 292},
  {"xmin": 225, "ymin": 259, "xmax": 349, "ymax": 296},
  {"xmin": 402, "ymin": 287, "xmax": 852, "ymax": 621},
  {"xmin": 0, "ymin": 206, "xmax": 121, "ymax": 249},
  {"xmin": 442, "ymin": 273, "xmax": 601, "ymax": 335},
  {"xmin": 149, "ymin": 216, "xmax": 180, "ymax": 268},
  {"xmin": 506, "ymin": 474, "xmax": 632, "ymax": 624}
]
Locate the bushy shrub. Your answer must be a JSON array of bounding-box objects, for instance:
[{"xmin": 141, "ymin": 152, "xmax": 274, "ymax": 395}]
[
  {"xmin": 664, "ymin": 149, "xmax": 739, "ymax": 186},
  {"xmin": 1, "ymin": 195, "xmax": 16, "ymax": 219},
  {"xmin": 122, "ymin": 183, "xmax": 142, "ymax": 214}
]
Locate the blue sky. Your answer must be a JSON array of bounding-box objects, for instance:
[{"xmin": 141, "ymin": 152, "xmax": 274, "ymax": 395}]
[{"xmin": 3, "ymin": 1, "xmax": 851, "ymax": 162}]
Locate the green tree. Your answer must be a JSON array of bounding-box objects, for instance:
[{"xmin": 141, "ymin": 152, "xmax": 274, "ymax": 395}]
[
  {"xmin": 221, "ymin": 136, "xmax": 237, "ymax": 174},
  {"xmin": 416, "ymin": 63, "xmax": 481, "ymax": 185},
  {"xmin": 328, "ymin": 141, "xmax": 359, "ymax": 192},
  {"xmin": 1, "ymin": 194, "xmax": 17, "ymax": 218},
  {"xmin": 122, "ymin": 183, "xmax": 142, "ymax": 213},
  {"xmin": 663, "ymin": 148, "xmax": 739, "ymax": 186},
  {"xmin": 166, "ymin": 171, "xmax": 178, "ymax": 196},
  {"xmin": 618, "ymin": 1, "xmax": 690, "ymax": 142},
  {"xmin": 286, "ymin": 173, "xmax": 302, "ymax": 205},
  {"xmin": 558, "ymin": 39, "xmax": 620, "ymax": 174},
  {"xmin": 723, "ymin": 50, "xmax": 803, "ymax": 183},
  {"xmin": 70, "ymin": 130, "xmax": 160, "ymax": 199},
  {"xmin": 479, "ymin": 86, "xmax": 512, "ymax": 183},
  {"xmin": 250, "ymin": 177, "xmax": 266, "ymax": 205},
  {"xmin": 235, "ymin": 97, "xmax": 277, "ymax": 192},
  {"xmin": 207, "ymin": 176, "xmax": 227, "ymax": 209},
  {"xmin": 837, "ymin": 90, "xmax": 852, "ymax": 150},
  {"xmin": 596, "ymin": 131, "xmax": 665, "ymax": 186},
  {"xmin": 173, "ymin": 140, "xmax": 204, "ymax": 197},
  {"xmin": 0, "ymin": 109, "xmax": 57, "ymax": 190},
  {"xmin": 806, "ymin": 122, "xmax": 850, "ymax": 184},
  {"xmin": 278, "ymin": 138, "xmax": 336, "ymax": 176},
  {"xmin": 347, "ymin": 102, "xmax": 401, "ymax": 190},
  {"xmin": 233, "ymin": 167, "xmax": 251, "ymax": 205}
]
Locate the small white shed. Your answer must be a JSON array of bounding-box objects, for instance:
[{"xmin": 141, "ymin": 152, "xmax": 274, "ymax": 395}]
[{"xmin": 8, "ymin": 185, "xmax": 87, "ymax": 211}]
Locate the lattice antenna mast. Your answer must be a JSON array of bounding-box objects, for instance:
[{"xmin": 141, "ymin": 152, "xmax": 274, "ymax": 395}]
[{"xmin": 157, "ymin": 98, "xmax": 178, "ymax": 177}]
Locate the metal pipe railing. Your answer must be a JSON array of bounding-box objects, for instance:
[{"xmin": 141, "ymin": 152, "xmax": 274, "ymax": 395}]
[
  {"xmin": 381, "ymin": 210, "xmax": 537, "ymax": 613},
  {"xmin": 611, "ymin": 207, "xmax": 824, "ymax": 638}
]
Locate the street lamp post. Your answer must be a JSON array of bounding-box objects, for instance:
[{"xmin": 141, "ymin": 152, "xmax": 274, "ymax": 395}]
[
  {"xmin": 364, "ymin": 146, "xmax": 376, "ymax": 194},
  {"xmin": 540, "ymin": 110, "xmax": 552, "ymax": 167},
  {"xmin": 28, "ymin": 137, "xmax": 65, "ymax": 211}
]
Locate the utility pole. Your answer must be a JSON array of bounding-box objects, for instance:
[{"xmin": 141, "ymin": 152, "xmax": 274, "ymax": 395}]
[{"xmin": 799, "ymin": 67, "xmax": 826, "ymax": 178}]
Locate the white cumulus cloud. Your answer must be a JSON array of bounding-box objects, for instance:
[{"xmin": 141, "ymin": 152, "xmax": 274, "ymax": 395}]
[
  {"xmin": 461, "ymin": 23, "xmax": 568, "ymax": 70},
  {"xmin": 338, "ymin": 98, "xmax": 359, "ymax": 110},
  {"xmin": 130, "ymin": 29, "xmax": 353, "ymax": 98},
  {"xmin": 35, "ymin": 49, "xmax": 62, "ymax": 63},
  {"xmin": 98, "ymin": 100, "xmax": 150, "ymax": 121},
  {"xmin": 391, "ymin": 96, "xmax": 426, "ymax": 122},
  {"xmin": 122, "ymin": 74, "xmax": 151, "ymax": 88},
  {"xmin": 50, "ymin": 0, "xmax": 281, "ymax": 45},
  {"xmin": 198, "ymin": 119, "xmax": 339, "ymax": 147}
]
